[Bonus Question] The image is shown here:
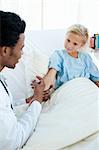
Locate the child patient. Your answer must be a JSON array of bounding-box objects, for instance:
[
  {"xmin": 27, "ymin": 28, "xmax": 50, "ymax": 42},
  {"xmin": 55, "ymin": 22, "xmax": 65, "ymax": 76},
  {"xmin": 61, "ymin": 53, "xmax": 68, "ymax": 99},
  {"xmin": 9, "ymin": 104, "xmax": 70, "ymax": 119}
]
[{"xmin": 43, "ymin": 24, "xmax": 99, "ymax": 90}]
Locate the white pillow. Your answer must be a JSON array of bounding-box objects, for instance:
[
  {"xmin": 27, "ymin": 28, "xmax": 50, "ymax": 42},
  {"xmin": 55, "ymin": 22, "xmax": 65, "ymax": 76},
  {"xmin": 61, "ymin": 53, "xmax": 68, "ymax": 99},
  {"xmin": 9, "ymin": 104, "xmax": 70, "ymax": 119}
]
[{"xmin": 23, "ymin": 46, "xmax": 49, "ymax": 97}]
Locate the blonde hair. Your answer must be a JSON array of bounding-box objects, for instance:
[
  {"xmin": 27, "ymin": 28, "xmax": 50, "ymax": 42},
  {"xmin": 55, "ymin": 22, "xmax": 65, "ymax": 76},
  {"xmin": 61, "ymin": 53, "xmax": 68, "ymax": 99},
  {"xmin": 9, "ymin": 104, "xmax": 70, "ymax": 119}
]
[{"xmin": 66, "ymin": 24, "xmax": 89, "ymax": 45}]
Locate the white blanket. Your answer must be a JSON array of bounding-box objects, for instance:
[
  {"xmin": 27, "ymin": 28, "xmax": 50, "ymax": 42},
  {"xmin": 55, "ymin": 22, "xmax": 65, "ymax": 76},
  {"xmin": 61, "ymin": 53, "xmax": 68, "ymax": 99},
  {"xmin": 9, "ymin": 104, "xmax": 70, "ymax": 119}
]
[{"xmin": 21, "ymin": 77, "xmax": 99, "ymax": 150}]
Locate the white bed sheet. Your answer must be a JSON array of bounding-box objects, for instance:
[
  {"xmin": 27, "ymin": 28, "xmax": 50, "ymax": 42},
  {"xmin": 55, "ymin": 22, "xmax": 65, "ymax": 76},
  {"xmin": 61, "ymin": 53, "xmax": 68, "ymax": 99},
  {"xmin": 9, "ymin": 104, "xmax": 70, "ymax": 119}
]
[{"xmin": 60, "ymin": 132, "xmax": 99, "ymax": 150}]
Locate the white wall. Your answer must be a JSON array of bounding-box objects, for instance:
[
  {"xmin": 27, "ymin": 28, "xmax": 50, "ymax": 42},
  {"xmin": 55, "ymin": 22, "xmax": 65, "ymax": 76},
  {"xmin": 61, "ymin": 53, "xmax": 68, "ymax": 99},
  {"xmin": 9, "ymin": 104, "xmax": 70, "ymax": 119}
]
[{"xmin": 0, "ymin": 0, "xmax": 99, "ymax": 35}]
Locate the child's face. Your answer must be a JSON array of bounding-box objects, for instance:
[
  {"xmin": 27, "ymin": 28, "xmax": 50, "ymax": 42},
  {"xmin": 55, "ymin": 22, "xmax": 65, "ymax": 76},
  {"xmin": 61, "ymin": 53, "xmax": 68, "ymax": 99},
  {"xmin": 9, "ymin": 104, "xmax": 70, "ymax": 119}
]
[{"xmin": 64, "ymin": 32, "xmax": 84, "ymax": 53}]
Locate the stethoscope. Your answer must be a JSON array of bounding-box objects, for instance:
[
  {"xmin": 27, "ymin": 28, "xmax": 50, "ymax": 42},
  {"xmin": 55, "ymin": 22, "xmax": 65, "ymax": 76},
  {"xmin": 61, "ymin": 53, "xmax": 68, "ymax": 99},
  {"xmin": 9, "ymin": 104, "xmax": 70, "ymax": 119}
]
[{"xmin": 0, "ymin": 79, "xmax": 13, "ymax": 109}]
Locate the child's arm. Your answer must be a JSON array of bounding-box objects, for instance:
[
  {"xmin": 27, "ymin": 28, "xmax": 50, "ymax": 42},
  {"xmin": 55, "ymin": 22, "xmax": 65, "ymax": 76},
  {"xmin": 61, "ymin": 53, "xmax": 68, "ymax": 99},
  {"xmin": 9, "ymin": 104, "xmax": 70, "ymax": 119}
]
[
  {"xmin": 43, "ymin": 68, "xmax": 57, "ymax": 90},
  {"xmin": 86, "ymin": 54, "xmax": 99, "ymax": 87}
]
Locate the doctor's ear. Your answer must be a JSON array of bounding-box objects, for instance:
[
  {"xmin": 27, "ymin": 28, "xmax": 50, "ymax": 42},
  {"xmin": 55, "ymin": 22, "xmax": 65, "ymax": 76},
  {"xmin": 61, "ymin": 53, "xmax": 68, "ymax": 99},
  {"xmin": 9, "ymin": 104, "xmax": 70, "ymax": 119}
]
[{"xmin": 0, "ymin": 46, "xmax": 11, "ymax": 56}]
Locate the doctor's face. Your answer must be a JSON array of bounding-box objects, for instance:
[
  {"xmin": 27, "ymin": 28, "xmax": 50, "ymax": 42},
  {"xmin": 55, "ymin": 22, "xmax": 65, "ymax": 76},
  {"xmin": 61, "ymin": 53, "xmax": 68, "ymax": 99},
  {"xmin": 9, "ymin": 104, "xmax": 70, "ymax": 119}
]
[
  {"xmin": 64, "ymin": 32, "xmax": 84, "ymax": 53},
  {"xmin": 4, "ymin": 33, "xmax": 25, "ymax": 69}
]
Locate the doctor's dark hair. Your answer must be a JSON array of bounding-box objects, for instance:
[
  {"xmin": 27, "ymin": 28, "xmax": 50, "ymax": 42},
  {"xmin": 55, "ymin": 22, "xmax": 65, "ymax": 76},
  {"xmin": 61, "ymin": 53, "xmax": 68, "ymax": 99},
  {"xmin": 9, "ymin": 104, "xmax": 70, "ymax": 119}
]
[{"xmin": 0, "ymin": 11, "xmax": 26, "ymax": 47}]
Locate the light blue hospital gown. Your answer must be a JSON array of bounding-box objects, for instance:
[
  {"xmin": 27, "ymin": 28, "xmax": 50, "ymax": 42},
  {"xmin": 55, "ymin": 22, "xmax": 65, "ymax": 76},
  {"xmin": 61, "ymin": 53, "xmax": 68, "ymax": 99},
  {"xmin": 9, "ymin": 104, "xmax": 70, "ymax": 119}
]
[{"xmin": 48, "ymin": 49, "xmax": 99, "ymax": 89}]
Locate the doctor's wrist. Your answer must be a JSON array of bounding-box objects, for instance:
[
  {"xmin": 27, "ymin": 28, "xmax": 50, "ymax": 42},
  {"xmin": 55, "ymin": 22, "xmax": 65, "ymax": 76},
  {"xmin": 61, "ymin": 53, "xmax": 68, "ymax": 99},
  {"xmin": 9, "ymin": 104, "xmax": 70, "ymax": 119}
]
[
  {"xmin": 26, "ymin": 95, "xmax": 43, "ymax": 104},
  {"xmin": 32, "ymin": 96, "xmax": 43, "ymax": 104}
]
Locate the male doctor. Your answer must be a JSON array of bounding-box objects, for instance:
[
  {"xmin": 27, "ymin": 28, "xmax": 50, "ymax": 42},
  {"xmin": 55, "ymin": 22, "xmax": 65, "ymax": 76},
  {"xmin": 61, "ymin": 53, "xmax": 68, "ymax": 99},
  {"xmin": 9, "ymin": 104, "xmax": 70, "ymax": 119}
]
[{"xmin": 0, "ymin": 11, "xmax": 47, "ymax": 150}]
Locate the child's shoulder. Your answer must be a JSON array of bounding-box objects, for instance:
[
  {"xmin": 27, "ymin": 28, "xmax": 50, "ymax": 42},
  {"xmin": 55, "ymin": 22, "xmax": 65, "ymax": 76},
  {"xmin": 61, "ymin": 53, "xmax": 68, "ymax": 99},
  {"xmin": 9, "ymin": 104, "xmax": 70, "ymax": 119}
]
[
  {"xmin": 80, "ymin": 52, "xmax": 92, "ymax": 60},
  {"xmin": 54, "ymin": 49, "xmax": 65, "ymax": 53},
  {"xmin": 53, "ymin": 49, "xmax": 66, "ymax": 56}
]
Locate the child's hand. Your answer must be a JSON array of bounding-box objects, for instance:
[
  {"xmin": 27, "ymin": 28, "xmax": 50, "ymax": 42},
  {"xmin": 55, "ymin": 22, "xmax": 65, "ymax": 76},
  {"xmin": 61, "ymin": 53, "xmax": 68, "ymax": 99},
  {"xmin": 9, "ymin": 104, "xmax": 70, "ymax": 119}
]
[
  {"xmin": 43, "ymin": 75, "xmax": 55, "ymax": 91},
  {"xmin": 43, "ymin": 68, "xmax": 57, "ymax": 91}
]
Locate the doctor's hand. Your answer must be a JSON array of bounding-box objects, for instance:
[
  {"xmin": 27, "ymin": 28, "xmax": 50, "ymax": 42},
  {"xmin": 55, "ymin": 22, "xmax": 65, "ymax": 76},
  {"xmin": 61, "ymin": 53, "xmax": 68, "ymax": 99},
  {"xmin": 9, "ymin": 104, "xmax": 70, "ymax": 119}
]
[
  {"xmin": 95, "ymin": 81, "xmax": 99, "ymax": 87},
  {"xmin": 32, "ymin": 76, "xmax": 52, "ymax": 101},
  {"xmin": 26, "ymin": 76, "xmax": 52, "ymax": 104},
  {"xmin": 32, "ymin": 77, "xmax": 45, "ymax": 104},
  {"xmin": 26, "ymin": 76, "xmax": 45, "ymax": 104},
  {"xmin": 42, "ymin": 85, "xmax": 53, "ymax": 101}
]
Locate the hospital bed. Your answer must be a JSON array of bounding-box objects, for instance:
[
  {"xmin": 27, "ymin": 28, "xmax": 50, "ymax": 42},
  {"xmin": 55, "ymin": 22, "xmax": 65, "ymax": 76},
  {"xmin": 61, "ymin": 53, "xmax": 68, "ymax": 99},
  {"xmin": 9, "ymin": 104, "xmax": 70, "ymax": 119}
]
[{"xmin": 2, "ymin": 30, "xmax": 99, "ymax": 150}]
